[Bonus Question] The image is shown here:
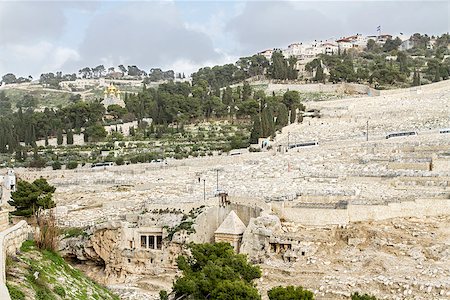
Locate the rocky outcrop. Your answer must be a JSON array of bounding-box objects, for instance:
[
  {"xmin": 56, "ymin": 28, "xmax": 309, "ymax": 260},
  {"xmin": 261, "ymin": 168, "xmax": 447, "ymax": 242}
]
[{"xmin": 240, "ymin": 213, "xmax": 281, "ymax": 262}]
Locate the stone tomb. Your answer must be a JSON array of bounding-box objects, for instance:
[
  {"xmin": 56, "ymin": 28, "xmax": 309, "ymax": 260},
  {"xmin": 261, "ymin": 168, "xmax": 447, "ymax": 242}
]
[{"xmin": 214, "ymin": 211, "xmax": 246, "ymax": 252}]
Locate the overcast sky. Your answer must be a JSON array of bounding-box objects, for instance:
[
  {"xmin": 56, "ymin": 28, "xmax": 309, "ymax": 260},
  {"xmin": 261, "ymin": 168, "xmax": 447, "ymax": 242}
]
[{"xmin": 0, "ymin": 0, "xmax": 449, "ymax": 78}]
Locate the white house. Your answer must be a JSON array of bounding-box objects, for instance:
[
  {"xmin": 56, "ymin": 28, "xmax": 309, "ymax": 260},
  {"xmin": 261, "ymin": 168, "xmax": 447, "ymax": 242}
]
[{"xmin": 258, "ymin": 49, "xmax": 274, "ymax": 60}]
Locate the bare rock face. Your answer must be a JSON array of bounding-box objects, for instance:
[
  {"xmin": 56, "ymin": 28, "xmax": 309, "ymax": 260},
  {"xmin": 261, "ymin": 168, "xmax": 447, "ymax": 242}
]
[
  {"xmin": 60, "ymin": 222, "xmax": 125, "ymax": 282},
  {"xmin": 240, "ymin": 213, "xmax": 281, "ymax": 262}
]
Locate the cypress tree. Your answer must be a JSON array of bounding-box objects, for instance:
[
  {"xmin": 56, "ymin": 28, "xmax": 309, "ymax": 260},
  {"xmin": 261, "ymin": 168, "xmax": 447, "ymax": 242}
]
[
  {"xmin": 314, "ymin": 65, "xmax": 325, "ymax": 83},
  {"xmin": 66, "ymin": 129, "xmax": 74, "ymax": 145},
  {"xmin": 250, "ymin": 116, "xmax": 262, "ymax": 144},
  {"xmin": 290, "ymin": 106, "xmax": 297, "ymax": 124},
  {"xmin": 242, "ymin": 82, "xmax": 252, "ymax": 101},
  {"xmin": 57, "ymin": 128, "xmax": 63, "ymax": 145}
]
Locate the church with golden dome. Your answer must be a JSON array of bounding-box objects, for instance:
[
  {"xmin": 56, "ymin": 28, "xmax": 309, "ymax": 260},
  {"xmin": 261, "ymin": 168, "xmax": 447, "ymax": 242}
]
[{"xmin": 102, "ymin": 83, "xmax": 125, "ymax": 108}]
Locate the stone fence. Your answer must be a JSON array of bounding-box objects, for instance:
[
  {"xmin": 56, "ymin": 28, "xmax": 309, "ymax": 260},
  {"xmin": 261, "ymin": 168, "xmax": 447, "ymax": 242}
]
[
  {"xmin": 0, "ymin": 220, "xmax": 31, "ymax": 300},
  {"xmin": 272, "ymin": 198, "xmax": 450, "ymax": 226}
]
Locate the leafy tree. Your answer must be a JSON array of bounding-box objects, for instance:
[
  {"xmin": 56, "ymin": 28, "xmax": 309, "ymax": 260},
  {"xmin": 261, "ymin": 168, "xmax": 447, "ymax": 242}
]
[
  {"xmin": 211, "ymin": 280, "xmax": 261, "ymax": 300},
  {"xmin": 1, "ymin": 73, "xmax": 17, "ymax": 84},
  {"xmin": 78, "ymin": 67, "xmax": 92, "ymax": 79},
  {"xmin": 107, "ymin": 104, "xmax": 128, "ymax": 120},
  {"xmin": 383, "ymin": 37, "xmax": 402, "ymax": 52},
  {"xmin": 268, "ymin": 285, "xmax": 314, "ymax": 300},
  {"xmin": 172, "ymin": 243, "xmax": 261, "ymax": 300},
  {"xmin": 366, "ymin": 39, "xmax": 377, "ymax": 52},
  {"xmin": 118, "ymin": 64, "xmax": 127, "ymax": 74},
  {"xmin": 9, "ymin": 178, "xmax": 56, "ymax": 217},
  {"xmin": 85, "ymin": 124, "xmax": 107, "ymax": 142}
]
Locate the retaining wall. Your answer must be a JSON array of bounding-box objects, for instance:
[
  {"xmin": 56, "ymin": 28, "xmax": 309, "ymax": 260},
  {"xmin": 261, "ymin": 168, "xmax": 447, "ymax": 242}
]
[
  {"xmin": 0, "ymin": 220, "xmax": 31, "ymax": 300},
  {"xmin": 264, "ymin": 82, "xmax": 380, "ymax": 96},
  {"xmin": 273, "ymin": 198, "xmax": 450, "ymax": 226}
]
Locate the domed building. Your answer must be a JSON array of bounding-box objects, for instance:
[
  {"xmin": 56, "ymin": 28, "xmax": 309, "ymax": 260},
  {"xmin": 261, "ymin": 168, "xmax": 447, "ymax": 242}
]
[{"xmin": 102, "ymin": 83, "xmax": 125, "ymax": 108}]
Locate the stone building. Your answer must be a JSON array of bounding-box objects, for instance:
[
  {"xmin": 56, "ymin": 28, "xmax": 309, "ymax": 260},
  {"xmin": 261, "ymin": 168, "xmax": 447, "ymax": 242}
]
[
  {"xmin": 214, "ymin": 210, "xmax": 246, "ymax": 253},
  {"xmin": 103, "ymin": 84, "xmax": 125, "ymax": 108}
]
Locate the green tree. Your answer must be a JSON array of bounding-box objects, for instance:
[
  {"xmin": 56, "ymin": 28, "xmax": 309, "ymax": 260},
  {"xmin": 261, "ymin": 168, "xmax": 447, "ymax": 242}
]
[
  {"xmin": 172, "ymin": 243, "xmax": 261, "ymax": 300},
  {"xmin": 1, "ymin": 73, "xmax": 17, "ymax": 84},
  {"xmin": 242, "ymin": 81, "xmax": 252, "ymax": 101},
  {"xmin": 282, "ymin": 91, "xmax": 301, "ymax": 111},
  {"xmin": 314, "ymin": 64, "xmax": 325, "ymax": 83},
  {"xmin": 261, "ymin": 107, "xmax": 275, "ymax": 137},
  {"xmin": 268, "ymin": 285, "xmax": 314, "ymax": 300},
  {"xmin": 66, "ymin": 129, "xmax": 74, "ymax": 145},
  {"xmin": 85, "ymin": 124, "xmax": 107, "ymax": 142},
  {"xmin": 9, "ymin": 178, "xmax": 56, "ymax": 217},
  {"xmin": 270, "ymin": 51, "xmax": 289, "ymax": 80},
  {"xmin": 250, "ymin": 116, "xmax": 262, "ymax": 144},
  {"xmin": 383, "ymin": 37, "xmax": 402, "ymax": 52},
  {"xmin": 412, "ymin": 70, "xmax": 421, "ymax": 86},
  {"xmin": 56, "ymin": 128, "xmax": 63, "ymax": 145},
  {"xmin": 366, "ymin": 39, "xmax": 377, "ymax": 51}
]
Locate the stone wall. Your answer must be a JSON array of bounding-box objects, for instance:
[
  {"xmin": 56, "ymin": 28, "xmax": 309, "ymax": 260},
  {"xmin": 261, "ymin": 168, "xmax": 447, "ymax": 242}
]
[
  {"xmin": 388, "ymin": 161, "xmax": 431, "ymax": 171},
  {"xmin": 432, "ymin": 157, "xmax": 450, "ymax": 173},
  {"xmin": 0, "ymin": 220, "xmax": 31, "ymax": 300},
  {"xmin": 264, "ymin": 82, "xmax": 380, "ymax": 96},
  {"xmin": 273, "ymin": 199, "xmax": 450, "ymax": 226},
  {"xmin": 190, "ymin": 203, "xmax": 262, "ymax": 244},
  {"xmin": 0, "ymin": 211, "xmax": 9, "ymax": 232}
]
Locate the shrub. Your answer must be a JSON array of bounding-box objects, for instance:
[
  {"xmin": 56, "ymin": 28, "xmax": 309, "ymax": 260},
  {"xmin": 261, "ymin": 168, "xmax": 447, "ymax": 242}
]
[
  {"xmin": 159, "ymin": 290, "xmax": 168, "ymax": 300},
  {"xmin": 66, "ymin": 161, "xmax": 78, "ymax": 169},
  {"xmin": 115, "ymin": 157, "xmax": 125, "ymax": 165},
  {"xmin": 351, "ymin": 292, "xmax": 377, "ymax": 300},
  {"xmin": 34, "ymin": 211, "xmax": 59, "ymax": 251},
  {"xmin": 51, "ymin": 161, "xmax": 61, "ymax": 170},
  {"xmin": 29, "ymin": 158, "xmax": 47, "ymax": 169}
]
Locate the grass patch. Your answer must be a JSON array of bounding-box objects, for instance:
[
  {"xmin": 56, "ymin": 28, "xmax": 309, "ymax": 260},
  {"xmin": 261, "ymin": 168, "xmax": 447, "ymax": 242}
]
[
  {"xmin": 62, "ymin": 227, "xmax": 89, "ymax": 239},
  {"xmin": 6, "ymin": 283, "xmax": 25, "ymax": 300},
  {"xmin": 7, "ymin": 240, "xmax": 120, "ymax": 300},
  {"xmin": 20, "ymin": 240, "xmax": 36, "ymax": 252}
]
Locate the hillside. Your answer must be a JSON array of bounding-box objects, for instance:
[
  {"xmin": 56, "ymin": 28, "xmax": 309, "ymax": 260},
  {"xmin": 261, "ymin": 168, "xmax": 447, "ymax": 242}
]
[{"xmin": 5, "ymin": 240, "xmax": 119, "ymax": 300}]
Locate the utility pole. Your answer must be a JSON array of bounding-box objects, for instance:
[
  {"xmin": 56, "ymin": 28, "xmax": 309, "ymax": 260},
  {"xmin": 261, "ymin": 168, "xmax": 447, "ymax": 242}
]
[
  {"xmin": 287, "ymin": 132, "xmax": 290, "ymax": 151},
  {"xmin": 203, "ymin": 179, "xmax": 206, "ymax": 201},
  {"xmin": 366, "ymin": 120, "xmax": 369, "ymax": 142},
  {"xmin": 216, "ymin": 169, "xmax": 219, "ymax": 191}
]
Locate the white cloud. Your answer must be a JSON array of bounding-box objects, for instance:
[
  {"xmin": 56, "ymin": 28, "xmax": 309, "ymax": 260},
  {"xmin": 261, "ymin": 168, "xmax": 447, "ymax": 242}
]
[
  {"xmin": 0, "ymin": 42, "xmax": 79, "ymax": 77},
  {"xmin": 70, "ymin": 1, "xmax": 223, "ymax": 72}
]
